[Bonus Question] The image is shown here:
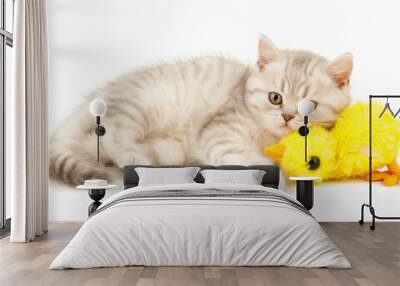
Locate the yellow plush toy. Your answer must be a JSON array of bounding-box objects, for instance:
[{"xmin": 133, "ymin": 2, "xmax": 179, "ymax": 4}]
[{"xmin": 264, "ymin": 102, "xmax": 400, "ymax": 185}]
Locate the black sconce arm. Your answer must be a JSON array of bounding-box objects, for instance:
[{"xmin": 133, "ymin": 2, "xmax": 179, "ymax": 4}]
[{"xmin": 95, "ymin": 116, "xmax": 106, "ymax": 162}]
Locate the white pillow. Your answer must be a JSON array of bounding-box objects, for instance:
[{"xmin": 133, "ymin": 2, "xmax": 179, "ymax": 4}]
[
  {"xmin": 200, "ymin": 169, "xmax": 266, "ymax": 185},
  {"xmin": 135, "ymin": 167, "xmax": 200, "ymax": 186}
]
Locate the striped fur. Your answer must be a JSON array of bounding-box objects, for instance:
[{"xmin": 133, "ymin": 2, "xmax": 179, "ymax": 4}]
[{"xmin": 50, "ymin": 36, "xmax": 353, "ymax": 185}]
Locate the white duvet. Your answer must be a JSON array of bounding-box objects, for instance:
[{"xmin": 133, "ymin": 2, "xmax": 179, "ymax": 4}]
[{"xmin": 50, "ymin": 183, "xmax": 350, "ymax": 269}]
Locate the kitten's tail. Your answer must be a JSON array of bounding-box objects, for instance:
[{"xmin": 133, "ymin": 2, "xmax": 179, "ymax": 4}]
[{"xmin": 49, "ymin": 105, "xmax": 110, "ymax": 186}]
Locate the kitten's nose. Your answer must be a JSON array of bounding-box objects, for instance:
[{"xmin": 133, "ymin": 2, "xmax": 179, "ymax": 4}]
[{"xmin": 282, "ymin": 113, "xmax": 295, "ymax": 122}]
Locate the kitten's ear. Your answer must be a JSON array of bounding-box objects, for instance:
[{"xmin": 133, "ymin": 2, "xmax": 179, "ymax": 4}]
[
  {"xmin": 326, "ymin": 53, "xmax": 353, "ymax": 88},
  {"xmin": 258, "ymin": 35, "xmax": 280, "ymax": 70}
]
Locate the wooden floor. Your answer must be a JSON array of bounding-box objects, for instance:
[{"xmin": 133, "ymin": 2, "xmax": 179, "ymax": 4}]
[{"xmin": 0, "ymin": 222, "xmax": 399, "ymax": 286}]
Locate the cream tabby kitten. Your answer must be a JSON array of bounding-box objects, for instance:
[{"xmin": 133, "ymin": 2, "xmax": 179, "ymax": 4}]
[{"xmin": 50, "ymin": 36, "xmax": 353, "ymax": 185}]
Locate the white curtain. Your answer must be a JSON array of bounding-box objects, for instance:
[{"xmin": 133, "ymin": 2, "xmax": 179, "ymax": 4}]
[{"xmin": 8, "ymin": 0, "xmax": 49, "ymax": 242}]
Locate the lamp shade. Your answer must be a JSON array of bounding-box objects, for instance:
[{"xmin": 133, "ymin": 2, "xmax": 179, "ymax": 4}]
[
  {"xmin": 298, "ymin": 99, "xmax": 315, "ymax": 117},
  {"xmin": 89, "ymin": 98, "xmax": 107, "ymax": 117}
]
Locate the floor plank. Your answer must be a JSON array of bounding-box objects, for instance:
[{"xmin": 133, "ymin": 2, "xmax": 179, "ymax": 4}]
[{"xmin": 0, "ymin": 222, "xmax": 399, "ymax": 286}]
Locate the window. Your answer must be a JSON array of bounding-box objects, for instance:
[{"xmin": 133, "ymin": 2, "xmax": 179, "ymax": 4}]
[{"xmin": 0, "ymin": 0, "xmax": 14, "ymax": 235}]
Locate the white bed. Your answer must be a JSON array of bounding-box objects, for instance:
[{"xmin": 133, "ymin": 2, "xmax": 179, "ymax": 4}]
[{"xmin": 50, "ymin": 181, "xmax": 350, "ymax": 269}]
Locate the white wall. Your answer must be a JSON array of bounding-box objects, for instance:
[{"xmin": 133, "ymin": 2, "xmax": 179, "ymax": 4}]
[{"xmin": 48, "ymin": 0, "xmax": 400, "ymax": 221}]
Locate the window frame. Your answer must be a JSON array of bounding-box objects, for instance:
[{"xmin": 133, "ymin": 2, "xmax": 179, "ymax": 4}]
[{"xmin": 0, "ymin": 0, "xmax": 13, "ymax": 234}]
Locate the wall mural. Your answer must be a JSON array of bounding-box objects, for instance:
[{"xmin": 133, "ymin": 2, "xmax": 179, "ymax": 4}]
[{"xmin": 49, "ymin": 35, "xmax": 399, "ymax": 187}]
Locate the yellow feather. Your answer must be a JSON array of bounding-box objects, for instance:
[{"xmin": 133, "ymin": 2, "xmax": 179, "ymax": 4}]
[{"xmin": 332, "ymin": 102, "xmax": 400, "ymax": 179}]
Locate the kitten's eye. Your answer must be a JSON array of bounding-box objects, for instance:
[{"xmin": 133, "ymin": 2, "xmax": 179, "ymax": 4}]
[{"xmin": 268, "ymin": 92, "xmax": 283, "ymax": 105}]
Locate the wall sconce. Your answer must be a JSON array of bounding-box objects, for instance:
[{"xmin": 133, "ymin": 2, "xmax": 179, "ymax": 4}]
[
  {"xmin": 297, "ymin": 99, "xmax": 315, "ymax": 162},
  {"xmin": 89, "ymin": 98, "xmax": 107, "ymax": 162}
]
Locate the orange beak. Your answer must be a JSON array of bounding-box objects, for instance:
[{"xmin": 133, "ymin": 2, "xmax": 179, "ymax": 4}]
[{"xmin": 264, "ymin": 143, "xmax": 285, "ymax": 163}]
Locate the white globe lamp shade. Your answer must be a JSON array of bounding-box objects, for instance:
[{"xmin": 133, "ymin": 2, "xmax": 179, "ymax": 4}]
[
  {"xmin": 89, "ymin": 98, "xmax": 107, "ymax": 117},
  {"xmin": 298, "ymin": 99, "xmax": 315, "ymax": 117}
]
